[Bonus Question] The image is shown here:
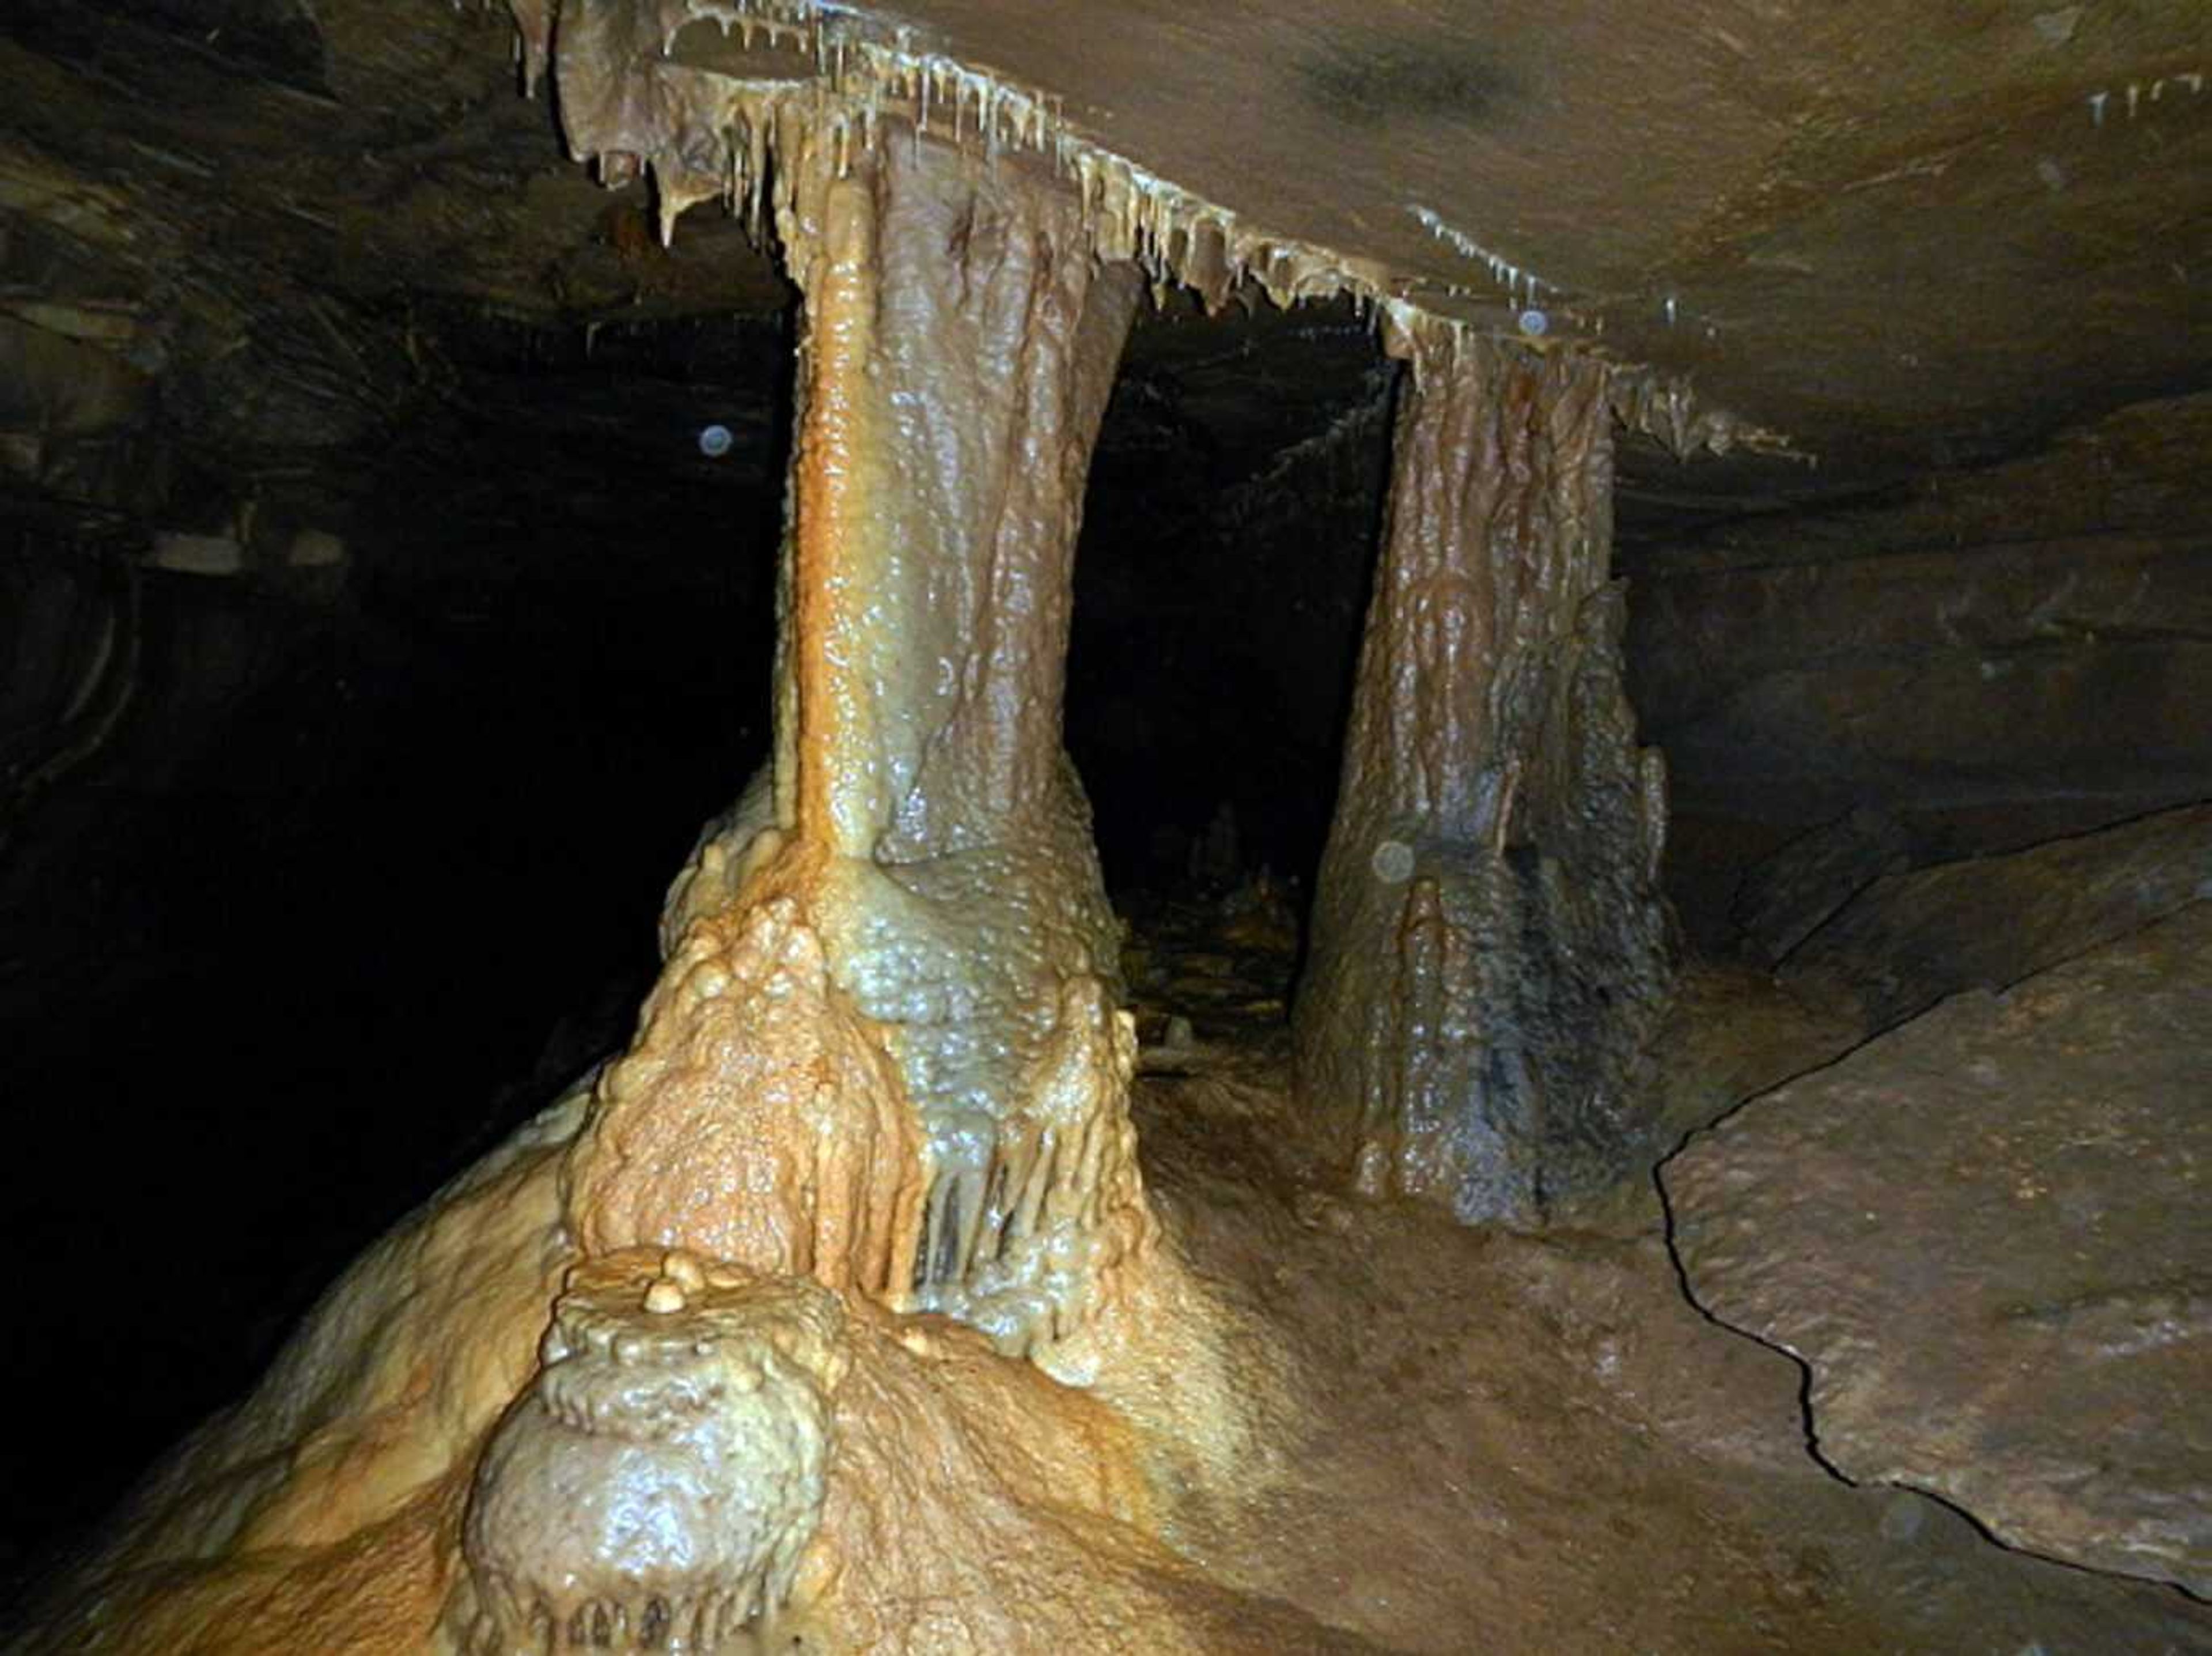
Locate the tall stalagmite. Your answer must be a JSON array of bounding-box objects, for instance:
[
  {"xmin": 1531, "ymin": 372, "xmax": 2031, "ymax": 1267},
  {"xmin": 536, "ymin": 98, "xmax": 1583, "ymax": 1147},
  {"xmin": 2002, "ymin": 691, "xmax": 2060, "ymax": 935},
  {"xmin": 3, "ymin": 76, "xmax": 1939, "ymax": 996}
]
[
  {"xmin": 565, "ymin": 122, "xmax": 1155, "ymax": 1354},
  {"xmin": 21, "ymin": 108, "xmax": 1191, "ymax": 1650},
  {"xmin": 1295, "ymin": 314, "xmax": 1672, "ymax": 1225},
  {"xmin": 467, "ymin": 120, "xmax": 1160, "ymax": 1647}
]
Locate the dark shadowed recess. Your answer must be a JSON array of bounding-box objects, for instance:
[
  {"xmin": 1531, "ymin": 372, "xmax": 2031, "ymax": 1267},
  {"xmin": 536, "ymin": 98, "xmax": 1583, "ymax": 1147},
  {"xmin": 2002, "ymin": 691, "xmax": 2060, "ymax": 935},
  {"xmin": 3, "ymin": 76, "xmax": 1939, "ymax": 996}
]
[{"xmin": 1, "ymin": 311, "xmax": 791, "ymax": 1566}]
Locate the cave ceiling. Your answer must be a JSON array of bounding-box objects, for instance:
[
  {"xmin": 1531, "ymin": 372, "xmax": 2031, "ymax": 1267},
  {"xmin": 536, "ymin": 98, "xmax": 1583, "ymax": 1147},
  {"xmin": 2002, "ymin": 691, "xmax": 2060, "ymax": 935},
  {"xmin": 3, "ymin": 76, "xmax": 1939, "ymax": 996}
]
[{"xmin": 2, "ymin": 0, "xmax": 2208, "ymax": 538}]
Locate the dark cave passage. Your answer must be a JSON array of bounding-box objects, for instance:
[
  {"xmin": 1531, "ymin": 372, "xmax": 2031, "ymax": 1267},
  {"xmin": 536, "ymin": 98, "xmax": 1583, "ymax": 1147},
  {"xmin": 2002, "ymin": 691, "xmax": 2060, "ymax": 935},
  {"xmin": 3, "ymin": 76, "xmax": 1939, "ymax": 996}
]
[
  {"xmin": 1069, "ymin": 295, "xmax": 1392, "ymax": 901},
  {"xmin": 1, "ymin": 315, "xmax": 796, "ymax": 1558}
]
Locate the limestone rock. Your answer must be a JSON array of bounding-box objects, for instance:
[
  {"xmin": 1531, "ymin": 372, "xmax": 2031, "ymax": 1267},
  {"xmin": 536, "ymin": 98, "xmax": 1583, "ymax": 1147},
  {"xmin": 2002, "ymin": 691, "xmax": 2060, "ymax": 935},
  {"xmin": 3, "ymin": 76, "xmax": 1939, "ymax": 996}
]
[
  {"xmin": 1668, "ymin": 901, "xmax": 2212, "ymax": 1597},
  {"xmin": 1731, "ymin": 804, "xmax": 1908, "ymax": 967},
  {"xmin": 1784, "ymin": 800, "xmax": 2212, "ymax": 1029}
]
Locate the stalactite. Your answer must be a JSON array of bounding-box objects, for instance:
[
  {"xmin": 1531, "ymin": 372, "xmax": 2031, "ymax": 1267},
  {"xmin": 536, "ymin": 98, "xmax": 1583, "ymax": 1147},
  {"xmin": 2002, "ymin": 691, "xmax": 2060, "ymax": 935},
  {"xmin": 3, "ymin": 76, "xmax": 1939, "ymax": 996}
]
[
  {"xmin": 511, "ymin": 0, "xmax": 1789, "ymax": 470},
  {"xmin": 1293, "ymin": 307, "xmax": 1674, "ymax": 1225},
  {"xmin": 514, "ymin": 0, "xmax": 1397, "ymax": 312}
]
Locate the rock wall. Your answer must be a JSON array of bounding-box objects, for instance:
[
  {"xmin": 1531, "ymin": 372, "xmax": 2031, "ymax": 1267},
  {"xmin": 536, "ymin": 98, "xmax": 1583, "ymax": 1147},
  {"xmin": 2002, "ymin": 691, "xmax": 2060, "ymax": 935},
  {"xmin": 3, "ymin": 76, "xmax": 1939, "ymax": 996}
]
[{"xmin": 1626, "ymin": 393, "xmax": 2212, "ymax": 853}]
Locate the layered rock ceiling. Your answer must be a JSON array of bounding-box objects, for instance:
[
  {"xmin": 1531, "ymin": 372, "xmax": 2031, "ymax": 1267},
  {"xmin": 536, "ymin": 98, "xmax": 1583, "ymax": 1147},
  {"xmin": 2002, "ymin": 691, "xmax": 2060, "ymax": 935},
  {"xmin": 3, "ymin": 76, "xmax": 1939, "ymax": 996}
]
[{"xmin": 2, "ymin": 0, "xmax": 2209, "ymax": 1650}]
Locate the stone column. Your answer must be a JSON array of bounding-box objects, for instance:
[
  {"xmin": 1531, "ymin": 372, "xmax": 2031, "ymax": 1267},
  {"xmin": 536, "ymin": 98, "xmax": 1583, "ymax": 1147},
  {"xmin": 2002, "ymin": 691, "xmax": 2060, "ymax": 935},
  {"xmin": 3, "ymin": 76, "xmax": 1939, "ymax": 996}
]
[
  {"xmin": 563, "ymin": 124, "xmax": 1153, "ymax": 1355},
  {"xmin": 1294, "ymin": 315, "xmax": 1672, "ymax": 1225}
]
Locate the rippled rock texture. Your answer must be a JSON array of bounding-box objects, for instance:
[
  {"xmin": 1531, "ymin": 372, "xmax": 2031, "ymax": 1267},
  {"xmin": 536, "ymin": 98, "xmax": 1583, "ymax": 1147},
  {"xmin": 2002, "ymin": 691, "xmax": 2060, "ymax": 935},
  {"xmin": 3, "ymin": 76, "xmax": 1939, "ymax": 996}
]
[
  {"xmin": 1294, "ymin": 317, "xmax": 1672, "ymax": 1224},
  {"xmin": 1669, "ymin": 901, "xmax": 2212, "ymax": 1597}
]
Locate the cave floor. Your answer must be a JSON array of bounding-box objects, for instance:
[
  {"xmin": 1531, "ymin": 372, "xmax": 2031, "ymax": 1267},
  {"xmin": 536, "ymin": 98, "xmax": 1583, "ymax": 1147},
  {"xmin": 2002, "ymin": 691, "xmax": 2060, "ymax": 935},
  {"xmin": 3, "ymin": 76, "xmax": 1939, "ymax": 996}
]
[
  {"xmin": 1107, "ymin": 886, "xmax": 2212, "ymax": 1654},
  {"xmin": 14, "ymin": 875, "xmax": 2207, "ymax": 1651}
]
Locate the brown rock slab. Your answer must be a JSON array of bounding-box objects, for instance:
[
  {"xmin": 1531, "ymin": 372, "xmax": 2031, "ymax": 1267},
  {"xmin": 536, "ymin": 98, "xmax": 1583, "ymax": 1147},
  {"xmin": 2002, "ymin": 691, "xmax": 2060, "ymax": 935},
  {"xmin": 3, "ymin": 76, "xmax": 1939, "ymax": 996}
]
[
  {"xmin": 1786, "ymin": 801, "xmax": 2212, "ymax": 1029},
  {"xmin": 1668, "ymin": 901, "xmax": 2212, "ymax": 1598},
  {"xmin": 1733, "ymin": 804, "xmax": 1909, "ymax": 967}
]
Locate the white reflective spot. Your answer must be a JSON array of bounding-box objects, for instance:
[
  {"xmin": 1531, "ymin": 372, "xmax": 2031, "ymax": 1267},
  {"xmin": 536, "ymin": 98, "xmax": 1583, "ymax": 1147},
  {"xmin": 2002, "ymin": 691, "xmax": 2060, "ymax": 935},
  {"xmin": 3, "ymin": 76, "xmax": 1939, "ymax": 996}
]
[
  {"xmin": 1370, "ymin": 840, "xmax": 1415, "ymax": 884},
  {"xmin": 698, "ymin": 422, "xmax": 734, "ymax": 458}
]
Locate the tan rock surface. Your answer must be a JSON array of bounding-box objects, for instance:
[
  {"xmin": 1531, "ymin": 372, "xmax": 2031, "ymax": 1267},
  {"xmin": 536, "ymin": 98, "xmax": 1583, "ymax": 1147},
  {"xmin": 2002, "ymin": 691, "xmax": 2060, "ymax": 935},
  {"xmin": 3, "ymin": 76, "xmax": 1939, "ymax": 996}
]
[{"xmin": 1669, "ymin": 901, "xmax": 2212, "ymax": 1597}]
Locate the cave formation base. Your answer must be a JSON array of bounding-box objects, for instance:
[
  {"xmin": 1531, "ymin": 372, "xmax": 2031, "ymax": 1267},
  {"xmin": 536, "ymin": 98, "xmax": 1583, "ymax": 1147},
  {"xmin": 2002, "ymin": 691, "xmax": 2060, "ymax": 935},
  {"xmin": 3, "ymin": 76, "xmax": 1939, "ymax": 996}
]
[{"xmin": 33, "ymin": 1034, "xmax": 2212, "ymax": 1653}]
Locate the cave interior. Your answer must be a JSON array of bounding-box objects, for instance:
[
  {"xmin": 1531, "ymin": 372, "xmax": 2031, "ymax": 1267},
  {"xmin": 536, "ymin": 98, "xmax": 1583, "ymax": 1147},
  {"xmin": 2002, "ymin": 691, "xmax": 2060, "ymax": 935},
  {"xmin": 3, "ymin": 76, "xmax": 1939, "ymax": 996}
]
[{"xmin": 2, "ymin": 0, "xmax": 2210, "ymax": 1649}]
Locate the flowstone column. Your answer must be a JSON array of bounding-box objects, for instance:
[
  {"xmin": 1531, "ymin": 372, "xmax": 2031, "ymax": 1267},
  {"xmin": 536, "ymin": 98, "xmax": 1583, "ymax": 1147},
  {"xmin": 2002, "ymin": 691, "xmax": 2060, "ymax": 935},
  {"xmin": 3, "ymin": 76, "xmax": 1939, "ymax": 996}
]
[
  {"xmin": 1294, "ymin": 313, "xmax": 1672, "ymax": 1225},
  {"xmin": 563, "ymin": 127, "xmax": 1153, "ymax": 1353}
]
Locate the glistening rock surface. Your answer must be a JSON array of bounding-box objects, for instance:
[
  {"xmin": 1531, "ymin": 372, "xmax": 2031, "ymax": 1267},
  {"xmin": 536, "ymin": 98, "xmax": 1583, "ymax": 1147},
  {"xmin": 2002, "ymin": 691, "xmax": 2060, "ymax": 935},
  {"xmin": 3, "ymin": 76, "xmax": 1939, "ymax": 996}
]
[
  {"xmin": 562, "ymin": 99, "xmax": 1158, "ymax": 1356},
  {"xmin": 460, "ymin": 1253, "xmax": 850, "ymax": 1652},
  {"xmin": 1668, "ymin": 901, "xmax": 2212, "ymax": 1598}
]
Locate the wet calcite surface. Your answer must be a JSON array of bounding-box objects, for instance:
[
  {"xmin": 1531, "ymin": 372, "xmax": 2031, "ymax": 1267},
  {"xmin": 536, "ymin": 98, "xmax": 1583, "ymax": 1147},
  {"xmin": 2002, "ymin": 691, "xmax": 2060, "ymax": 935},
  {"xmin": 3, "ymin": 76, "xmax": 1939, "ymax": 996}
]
[
  {"xmin": 577, "ymin": 114, "xmax": 1154, "ymax": 1351},
  {"xmin": 459, "ymin": 1254, "xmax": 850, "ymax": 1650}
]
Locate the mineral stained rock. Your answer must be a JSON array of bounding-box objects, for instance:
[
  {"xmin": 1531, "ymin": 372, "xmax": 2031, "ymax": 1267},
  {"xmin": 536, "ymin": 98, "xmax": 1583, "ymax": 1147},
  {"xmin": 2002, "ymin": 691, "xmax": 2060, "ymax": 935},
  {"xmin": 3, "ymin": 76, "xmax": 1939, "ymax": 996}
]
[
  {"xmin": 1294, "ymin": 314, "xmax": 1672, "ymax": 1224},
  {"xmin": 1668, "ymin": 900, "xmax": 2212, "ymax": 1598},
  {"xmin": 600, "ymin": 119, "xmax": 1157, "ymax": 1354}
]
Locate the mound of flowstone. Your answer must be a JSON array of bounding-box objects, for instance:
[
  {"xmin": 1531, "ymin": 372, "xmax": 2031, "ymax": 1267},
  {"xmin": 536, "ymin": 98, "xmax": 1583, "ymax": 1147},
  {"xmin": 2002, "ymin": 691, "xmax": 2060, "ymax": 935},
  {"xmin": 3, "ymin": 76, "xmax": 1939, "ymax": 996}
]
[{"xmin": 1668, "ymin": 901, "xmax": 2212, "ymax": 1597}]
